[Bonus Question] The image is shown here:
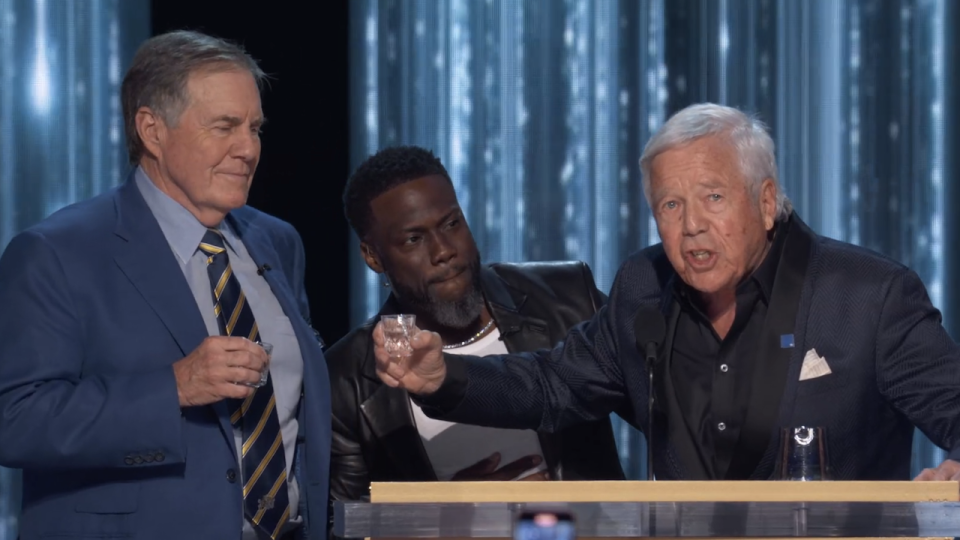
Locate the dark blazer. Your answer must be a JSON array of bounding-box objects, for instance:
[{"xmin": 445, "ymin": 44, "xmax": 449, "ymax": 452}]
[
  {"xmin": 420, "ymin": 214, "xmax": 960, "ymax": 480},
  {"xmin": 326, "ymin": 262, "xmax": 625, "ymax": 505},
  {"xmin": 0, "ymin": 177, "xmax": 331, "ymax": 540}
]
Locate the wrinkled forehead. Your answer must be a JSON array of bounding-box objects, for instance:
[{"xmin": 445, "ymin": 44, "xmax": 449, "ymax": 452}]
[{"xmin": 649, "ymin": 137, "xmax": 745, "ymax": 187}]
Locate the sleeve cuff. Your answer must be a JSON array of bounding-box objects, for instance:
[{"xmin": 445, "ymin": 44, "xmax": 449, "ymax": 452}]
[
  {"xmin": 412, "ymin": 353, "xmax": 468, "ymax": 416},
  {"xmin": 947, "ymin": 445, "xmax": 960, "ymax": 464}
]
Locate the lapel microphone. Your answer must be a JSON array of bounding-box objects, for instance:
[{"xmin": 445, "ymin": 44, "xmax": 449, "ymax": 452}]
[
  {"xmin": 256, "ymin": 263, "xmax": 272, "ymax": 276},
  {"xmin": 634, "ymin": 307, "xmax": 666, "ymax": 481}
]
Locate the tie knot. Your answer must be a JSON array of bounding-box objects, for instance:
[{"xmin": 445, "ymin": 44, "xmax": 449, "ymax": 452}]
[{"xmin": 199, "ymin": 228, "xmax": 226, "ymax": 256}]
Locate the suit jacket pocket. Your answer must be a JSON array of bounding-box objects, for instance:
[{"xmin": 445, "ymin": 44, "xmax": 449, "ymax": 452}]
[
  {"xmin": 795, "ymin": 372, "xmax": 848, "ymax": 398},
  {"xmin": 74, "ymin": 482, "xmax": 140, "ymax": 514}
]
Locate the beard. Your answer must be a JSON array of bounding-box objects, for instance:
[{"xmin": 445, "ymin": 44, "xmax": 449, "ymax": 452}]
[{"xmin": 390, "ymin": 257, "xmax": 484, "ymax": 330}]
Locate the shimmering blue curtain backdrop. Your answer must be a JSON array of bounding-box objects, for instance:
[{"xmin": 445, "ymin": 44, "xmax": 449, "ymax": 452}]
[
  {"xmin": 349, "ymin": 0, "xmax": 956, "ymax": 480},
  {"xmin": 0, "ymin": 0, "xmax": 148, "ymax": 537}
]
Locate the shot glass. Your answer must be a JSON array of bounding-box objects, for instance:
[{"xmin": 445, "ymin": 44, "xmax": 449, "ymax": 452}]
[
  {"xmin": 381, "ymin": 314, "xmax": 416, "ymax": 358},
  {"xmin": 248, "ymin": 341, "xmax": 272, "ymax": 388}
]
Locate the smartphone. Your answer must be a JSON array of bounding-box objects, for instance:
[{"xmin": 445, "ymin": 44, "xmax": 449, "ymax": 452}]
[{"xmin": 512, "ymin": 509, "xmax": 576, "ymax": 540}]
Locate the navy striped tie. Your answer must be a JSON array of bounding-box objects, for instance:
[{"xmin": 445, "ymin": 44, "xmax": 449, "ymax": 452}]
[{"xmin": 198, "ymin": 229, "xmax": 290, "ymax": 539}]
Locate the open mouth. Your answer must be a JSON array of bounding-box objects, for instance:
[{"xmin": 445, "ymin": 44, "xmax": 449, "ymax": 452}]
[{"xmin": 684, "ymin": 249, "xmax": 717, "ymax": 269}]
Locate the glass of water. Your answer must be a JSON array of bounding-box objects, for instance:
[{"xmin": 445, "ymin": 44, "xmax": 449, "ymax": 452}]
[
  {"xmin": 778, "ymin": 426, "xmax": 829, "ymax": 481},
  {"xmin": 381, "ymin": 314, "xmax": 416, "ymax": 358}
]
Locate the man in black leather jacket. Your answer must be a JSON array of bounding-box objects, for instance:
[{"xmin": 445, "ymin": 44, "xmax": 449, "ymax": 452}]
[{"xmin": 327, "ymin": 146, "xmax": 624, "ymax": 512}]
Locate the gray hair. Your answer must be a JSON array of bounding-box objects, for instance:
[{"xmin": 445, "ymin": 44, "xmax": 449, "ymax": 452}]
[
  {"xmin": 639, "ymin": 103, "xmax": 792, "ymax": 220},
  {"xmin": 121, "ymin": 30, "xmax": 267, "ymax": 164}
]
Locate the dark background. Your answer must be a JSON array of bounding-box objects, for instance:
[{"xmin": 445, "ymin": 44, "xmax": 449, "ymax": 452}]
[{"xmin": 151, "ymin": 0, "xmax": 354, "ymax": 345}]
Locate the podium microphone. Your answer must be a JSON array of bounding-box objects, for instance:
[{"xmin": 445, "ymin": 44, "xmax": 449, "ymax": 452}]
[{"xmin": 634, "ymin": 307, "xmax": 666, "ymax": 481}]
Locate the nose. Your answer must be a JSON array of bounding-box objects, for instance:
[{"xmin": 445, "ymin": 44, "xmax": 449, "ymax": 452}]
[
  {"xmin": 681, "ymin": 205, "xmax": 707, "ymax": 236},
  {"xmin": 231, "ymin": 129, "xmax": 260, "ymax": 162},
  {"xmin": 429, "ymin": 232, "xmax": 457, "ymax": 266}
]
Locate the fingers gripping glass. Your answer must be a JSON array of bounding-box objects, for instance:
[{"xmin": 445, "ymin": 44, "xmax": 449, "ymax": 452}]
[
  {"xmin": 239, "ymin": 341, "xmax": 272, "ymax": 388},
  {"xmin": 381, "ymin": 314, "xmax": 416, "ymax": 358}
]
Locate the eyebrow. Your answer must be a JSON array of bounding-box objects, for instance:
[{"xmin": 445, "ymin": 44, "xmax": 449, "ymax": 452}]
[
  {"xmin": 652, "ymin": 178, "xmax": 727, "ymax": 199},
  {"xmin": 700, "ymin": 179, "xmax": 725, "ymax": 190},
  {"xmin": 399, "ymin": 208, "xmax": 461, "ymax": 234},
  {"xmin": 209, "ymin": 115, "xmax": 267, "ymax": 127},
  {"xmin": 649, "ymin": 187, "xmax": 670, "ymax": 203}
]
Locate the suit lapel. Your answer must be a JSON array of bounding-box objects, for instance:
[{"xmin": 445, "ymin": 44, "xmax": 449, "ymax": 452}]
[
  {"xmin": 227, "ymin": 212, "xmax": 330, "ymax": 481},
  {"xmin": 112, "ymin": 180, "xmax": 209, "ymax": 358},
  {"xmin": 482, "ymin": 266, "xmax": 552, "ymax": 351},
  {"xmin": 727, "ymin": 216, "xmax": 815, "ymax": 479},
  {"xmin": 227, "ymin": 217, "xmax": 327, "ymax": 379},
  {"xmin": 112, "ymin": 180, "xmax": 236, "ymax": 454},
  {"xmin": 764, "ymin": 219, "xmax": 820, "ymax": 477},
  {"xmin": 226, "ymin": 212, "xmax": 322, "ymax": 361}
]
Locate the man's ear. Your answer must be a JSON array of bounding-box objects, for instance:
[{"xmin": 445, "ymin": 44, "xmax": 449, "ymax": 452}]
[
  {"xmin": 360, "ymin": 241, "xmax": 384, "ymax": 274},
  {"xmin": 759, "ymin": 178, "xmax": 778, "ymax": 231},
  {"xmin": 135, "ymin": 106, "xmax": 166, "ymax": 160}
]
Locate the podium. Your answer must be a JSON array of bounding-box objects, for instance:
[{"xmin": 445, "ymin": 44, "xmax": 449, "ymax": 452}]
[{"xmin": 333, "ymin": 481, "xmax": 960, "ymax": 539}]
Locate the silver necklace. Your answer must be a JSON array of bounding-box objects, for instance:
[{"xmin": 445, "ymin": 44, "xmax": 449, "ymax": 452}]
[{"xmin": 443, "ymin": 318, "xmax": 496, "ymax": 350}]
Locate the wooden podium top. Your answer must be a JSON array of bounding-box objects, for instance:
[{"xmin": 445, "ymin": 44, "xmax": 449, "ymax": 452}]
[{"xmin": 370, "ymin": 480, "xmax": 960, "ymax": 503}]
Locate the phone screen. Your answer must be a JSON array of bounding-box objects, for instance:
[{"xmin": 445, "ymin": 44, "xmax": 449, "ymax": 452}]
[{"xmin": 513, "ymin": 511, "xmax": 576, "ymax": 540}]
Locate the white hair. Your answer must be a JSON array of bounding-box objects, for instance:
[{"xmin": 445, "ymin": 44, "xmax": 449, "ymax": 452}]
[{"xmin": 639, "ymin": 103, "xmax": 792, "ymax": 220}]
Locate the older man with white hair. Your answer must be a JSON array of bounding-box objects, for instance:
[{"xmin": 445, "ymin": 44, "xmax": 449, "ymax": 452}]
[{"xmin": 371, "ymin": 102, "xmax": 960, "ymax": 482}]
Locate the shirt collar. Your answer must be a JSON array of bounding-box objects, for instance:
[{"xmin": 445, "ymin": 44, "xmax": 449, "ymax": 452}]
[{"xmin": 134, "ymin": 167, "xmax": 238, "ymax": 263}]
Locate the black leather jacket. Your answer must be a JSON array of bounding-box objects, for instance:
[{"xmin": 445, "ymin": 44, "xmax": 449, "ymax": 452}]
[{"xmin": 326, "ymin": 261, "xmax": 625, "ymax": 514}]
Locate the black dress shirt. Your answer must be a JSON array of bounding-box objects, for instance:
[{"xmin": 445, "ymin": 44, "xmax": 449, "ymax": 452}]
[{"xmin": 669, "ymin": 225, "xmax": 787, "ymax": 479}]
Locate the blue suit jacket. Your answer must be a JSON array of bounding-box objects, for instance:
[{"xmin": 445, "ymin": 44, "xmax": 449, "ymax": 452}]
[
  {"xmin": 0, "ymin": 178, "xmax": 331, "ymax": 539},
  {"xmin": 421, "ymin": 215, "xmax": 960, "ymax": 480}
]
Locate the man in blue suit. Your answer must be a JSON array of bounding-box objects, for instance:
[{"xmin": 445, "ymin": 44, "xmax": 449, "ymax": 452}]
[
  {"xmin": 372, "ymin": 103, "xmax": 960, "ymax": 483},
  {"xmin": 0, "ymin": 31, "xmax": 330, "ymax": 539}
]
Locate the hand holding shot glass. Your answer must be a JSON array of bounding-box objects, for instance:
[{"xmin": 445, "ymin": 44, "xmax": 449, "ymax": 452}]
[
  {"xmin": 373, "ymin": 314, "xmax": 447, "ymax": 394},
  {"xmin": 381, "ymin": 314, "xmax": 417, "ymax": 357}
]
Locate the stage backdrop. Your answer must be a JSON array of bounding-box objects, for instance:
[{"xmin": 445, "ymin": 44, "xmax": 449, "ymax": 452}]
[
  {"xmin": 0, "ymin": 0, "xmax": 148, "ymax": 537},
  {"xmin": 348, "ymin": 0, "xmax": 957, "ymax": 480}
]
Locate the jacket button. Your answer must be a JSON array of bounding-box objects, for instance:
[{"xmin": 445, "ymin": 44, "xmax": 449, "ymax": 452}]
[
  {"xmin": 124, "ymin": 457, "xmax": 134, "ymax": 466},
  {"xmin": 226, "ymin": 469, "xmax": 237, "ymax": 483},
  {"xmin": 144, "ymin": 453, "xmax": 155, "ymax": 463},
  {"xmin": 133, "ymin": 455, "xmax": 144, "ymax": 464},
  {"xmin": 155, "ymin": 451, "xmax": 165, "ymax": 463}
]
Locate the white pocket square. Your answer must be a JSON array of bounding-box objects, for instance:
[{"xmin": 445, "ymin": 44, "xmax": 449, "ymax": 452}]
[{"xmin": 799, "ymin": 348, "xmax": 832, "ymax": 381}]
